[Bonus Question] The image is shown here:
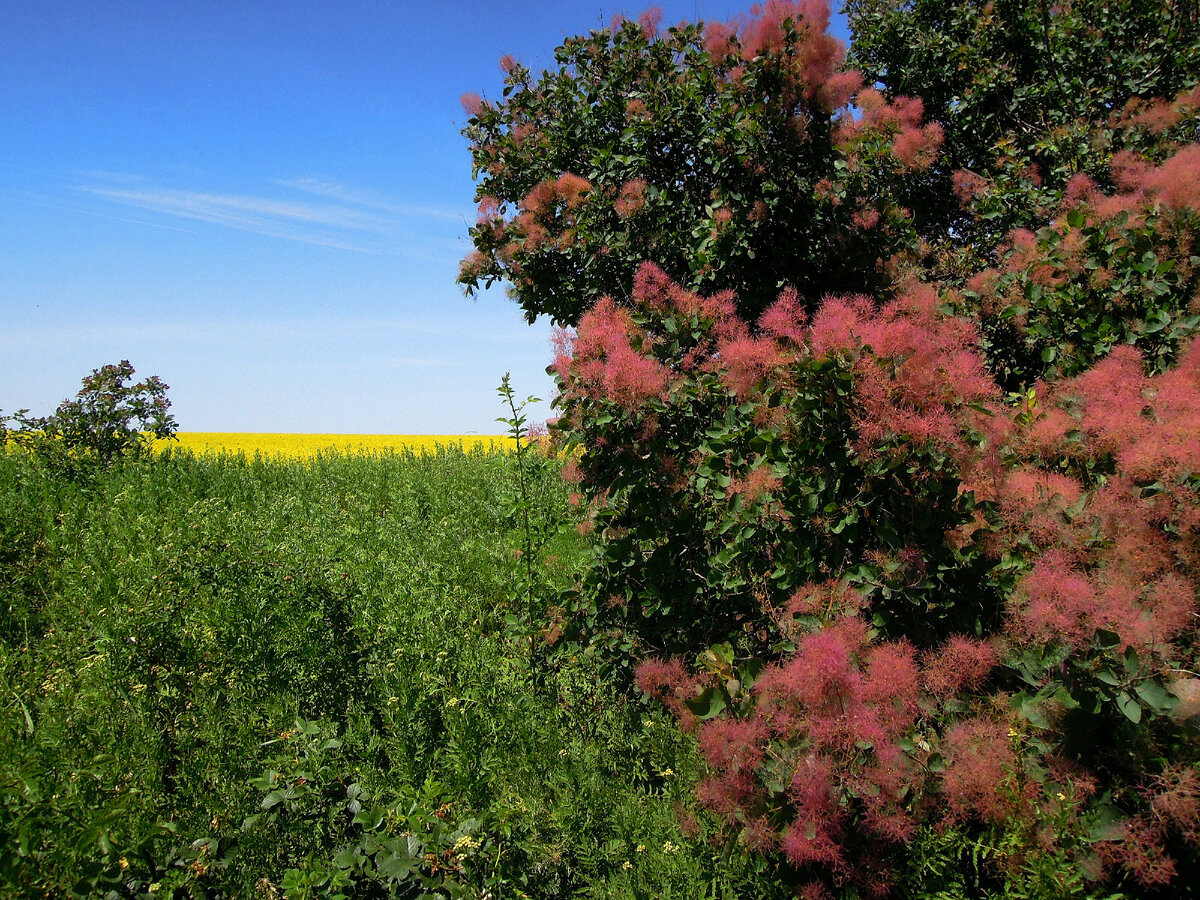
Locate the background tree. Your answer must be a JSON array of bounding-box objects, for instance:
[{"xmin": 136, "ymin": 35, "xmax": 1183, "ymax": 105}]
[{"xmin": 2, "ymin": 360, "xmax": 176, "ymax": 472}]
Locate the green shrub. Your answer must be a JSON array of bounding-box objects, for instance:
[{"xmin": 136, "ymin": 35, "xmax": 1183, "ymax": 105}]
[{"xmin": 2, "ymin": 360, "xmax": 176, "ymax": 474}]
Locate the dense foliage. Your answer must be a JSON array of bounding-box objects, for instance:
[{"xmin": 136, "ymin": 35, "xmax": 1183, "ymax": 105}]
[
  {"xmin": 460, "ymin": 2, "xmax": 945, "ymax": 325},
  {"xmin": 463, "ymin": 1, "xmax": 1200, "ymax": 896},
  {"xmin": 847, "ymin": 0, "xmax": 1200, "ymax": 254},
  {"xmin": 0, "ymin": 447, "xmax": 801, "ymax": 897}
]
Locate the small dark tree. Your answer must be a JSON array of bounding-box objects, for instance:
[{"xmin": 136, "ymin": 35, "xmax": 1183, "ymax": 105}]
[{"xmin": 2, "ymin": 360, "xmax": 177, "ymax": 471}]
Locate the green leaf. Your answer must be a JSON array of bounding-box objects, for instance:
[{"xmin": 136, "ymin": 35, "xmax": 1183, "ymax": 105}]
[
  {"xmin": 1122, "ymin": 645, "xmax": 1140, "ymax": 675},
  {"xmin": 684, "ymin": 686, "xmax": 727, "ymax": 720},
  {"xmin": 1015, "ymin": 691, "xmax": 1049, "ymax": 728},
  {"xmin": 1093, "ymin": 629, "xmax": 1121, "ymax": 650},
  {"xmin": 261, "ymin": 790, "xmax": 287, "ymax": 810},
  {"xmin": 353, "ymin": 806, "xmax": 387, "ymax": 831},
  {"xmin": 1115, "ymin": 692, "xmax": 1142, "ymax": 724},
  {"xmin": 1135, "ymin": 679, "xmax": 1175, "ymax": 713},
  {"xmin": 376, "ymin": 835, "xmax": 424, "ymax": 881}
]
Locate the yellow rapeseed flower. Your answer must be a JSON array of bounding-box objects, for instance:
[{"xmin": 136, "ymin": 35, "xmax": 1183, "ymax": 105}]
[{"xmin": 157, "ymin": 433, "xmax": 517, "ymax": 459}]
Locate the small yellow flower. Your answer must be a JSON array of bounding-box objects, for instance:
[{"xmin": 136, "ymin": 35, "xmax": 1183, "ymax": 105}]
[
  {"xmin": 119, "ymin": 857, "xmax": 129, "ymax": 870},
  {"xmin": 663, "ymin": 841, "xmax": 680, "ymax": 854},
  {"xmin": 622, "ymin": 860, "xmax": 633, "ymax": 871},
  {"xmin": 1056, "ymin": 791, "xmax": 1067, "ymax": 801},
  {"xmin": 636, "ymin": 844, "xmax": 646, "ymax": 853},
  {"xmin": 661, "ymin": 768, "xmax": 674, "ymax": 778}
]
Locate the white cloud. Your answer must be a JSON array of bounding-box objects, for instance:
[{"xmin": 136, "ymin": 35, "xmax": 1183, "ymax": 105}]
[
  {"xmin": 77, "ymin": 184, "xmax": 384, "ymax": 251},
  {"xmin": 71, "ymin": 174, "xmax": 472, "ymax": 258},
  {"xmin": 281, "ymin": 177, "xmax": 469, "ymax": 223}
]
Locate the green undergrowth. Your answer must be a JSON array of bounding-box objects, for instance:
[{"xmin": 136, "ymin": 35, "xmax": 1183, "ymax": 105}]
[{"xmin": 0, "ymin": 446, "xmax": 780, "ymax": 898}]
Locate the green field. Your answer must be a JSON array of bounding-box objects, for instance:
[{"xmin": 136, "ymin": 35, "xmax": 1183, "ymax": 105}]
[{"xmin": 0, "ymin": 446, "xmax": 778, "ymax": 898}]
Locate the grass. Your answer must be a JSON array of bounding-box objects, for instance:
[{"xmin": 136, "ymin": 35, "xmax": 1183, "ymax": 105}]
[{"xmin": 0, "ymin": 445, "xmax": 781, "ymax": 898}]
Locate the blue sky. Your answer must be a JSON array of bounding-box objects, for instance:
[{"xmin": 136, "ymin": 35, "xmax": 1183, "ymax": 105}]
[{"xmin": 1, "ymin": 1, "xmax": 849, "ymax": 434}]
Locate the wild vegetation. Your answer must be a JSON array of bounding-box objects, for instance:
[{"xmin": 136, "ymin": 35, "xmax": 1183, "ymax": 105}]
[
  {"xmin": 5, "ymin": 0, "xmax": 1200, "ymax": 897},
  {"xmin": 462, "ymin": 0, "xmax": 1200, "ymax": 896},
  {"xmin": 1, "ymin": 443, "xmax": 793, "ymax": 897}
]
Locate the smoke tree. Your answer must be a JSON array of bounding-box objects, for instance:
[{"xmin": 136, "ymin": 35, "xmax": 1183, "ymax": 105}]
[{"xmin": 463, "ymin": 1, "xmax": 1200, "ymax": 895}]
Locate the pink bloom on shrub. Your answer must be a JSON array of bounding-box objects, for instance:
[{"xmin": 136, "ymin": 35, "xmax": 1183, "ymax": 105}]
[
  {"xmin": 716, "ymin": 334, "xmax": 784, "ymax": 398},
  {"xmin": 1009, "ymin": 549, "xmax": 1103, "ymax": 646},
  {"xmin": 807, "ymin": 295, "xmax": 872, "ymax": 357},
  {"xmin": 1110, "ymin": 150, "xmax": 1150, "ymax": 192},
  {"xmin": 783, "ymin": 754, "xmax": 844, "ymax": 867},
  {"xmin": 891, "ymin": 122, "xmax": 943, "ymax": 170},
  {"xmin": 550, "ymin": 326, "xmax": 575, "ymax": 381},
  {"xmin": 460, "ymin": 92, "xmax": 483, "ymax": 116},
  {"xmin": 1062, "ymin": 173, "xmax": 1097, "ymax": 209},
  {"xmin": 890, "ymin": 94, "xmax": 925, "ymax": 129},
  {"xmin": 941, "ymin": 717, "xmax": 1017, "ymax": 824},
  {"xmin": 1101, "ymin": 818, "xmax": 1179, "ymax": 887},
  {"xmin": 572, "ymin": 296, "xmax": 670, "ymax": 409},
  {"xmin": 861, "ymin": 794, "xmax": 915, "ymax": 843},
  {"xmin": 522, "ymin": 179, "xmax": 557, "ymax": 215},
  {"xmin": 704, "ymin": 20, "xmax": 737, "ymax": 59},
  {"xmin": 725, "ymin": 463, "xmax": 783, "ymax": 505},
  {"xmin": 952, "ymin": 169, "xmax": 990, "ymax": 204},
  {"xmin": 499, "ymin": 53, "xmax": 518, "ymax": 73},
  {"xmin": 1060, "ymin": 345, "xmax": 1148, "ymax": 456},
  {"xmin": 476, "ymin": 195, "xmax": 502, "ymax": 225},
  {"xmin": 697, "ymin": 769, "xmax": 758, "ymax": 818},
  {"xmin": 921, "ymin": 636, "xmax": 998, "ymax": 699},
  {"xmin": 996, "ymin": 467, "xmax": 1084, "ymax": 546},
  {"xmin": 819, "ymin": 69, "xmax": 862, "ymax": 110},
  {"xmin": 861, "ymin": 640, "xmax": 920, "ymax": 721},
  {"xmin": 631, "ymin": 261, "xmax": 677, "ymax": 309},
  {"xmin": 741, "ymin": 816, "xmax": 780, "ymax": 852},
  {"xmin": 555, "ymin": 172, "xmax": 591, "ymax": 209},
  {"xmin": 758, "ymin": 286, "xmax": 808, "ymax": 343},
  {"xmin": 698, "ymin": 715, "xmax": 766, "ymax": 774},
  {"xmin": 458, "ymin": 250, "xmax": 489, "ymax": 281},
  {"xmin": 783, "ymin": 580, "xmax": 867, "ymax": 622},
  {"xmin": 1143, "ymin": 572, "xmax": 1198, "ymax": 646},
  {"xmin": 637, "ymin": 5, "xmax": 663, "ymax": 38},
  {"xmin": 635, "ymin": 657, "xmax": 699, "ymax": 730},
  {"xmin": 756, "ymin": 618, "xmax": 868, "ymax": 716},
  {"xmin": 624, "ymin": 97, "xmax": 649, "ymax": 120},
  {"xmin": 852, "ymin": 206, "xmax": 881, "ymax": 229},
  {"xmin": 511, "ymin": 121, "xmax": 537, "ymax": 147}
]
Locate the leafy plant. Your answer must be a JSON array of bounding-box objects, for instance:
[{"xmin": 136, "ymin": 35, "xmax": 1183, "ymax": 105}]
[
  {"xmin": 2, "ymin": 359, "xmax": 176, "ymax": 473},
  {"xmin": 460, "ymin": 4, "xmax": 945, "ymax": 325},
  {"xmin": 463, "ymin": 1, "xmax": 1200, "ymax": 894}
]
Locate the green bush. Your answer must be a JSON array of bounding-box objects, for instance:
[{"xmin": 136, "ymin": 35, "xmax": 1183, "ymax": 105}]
[{"xmin": 2, "ymin": 360, "xmax": 176, "ymax": 474}]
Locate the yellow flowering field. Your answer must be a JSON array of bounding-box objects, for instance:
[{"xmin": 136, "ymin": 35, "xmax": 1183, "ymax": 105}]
[{"xmin": 161, "ymin": 433, "xmax": 517, "ymax": 459}]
